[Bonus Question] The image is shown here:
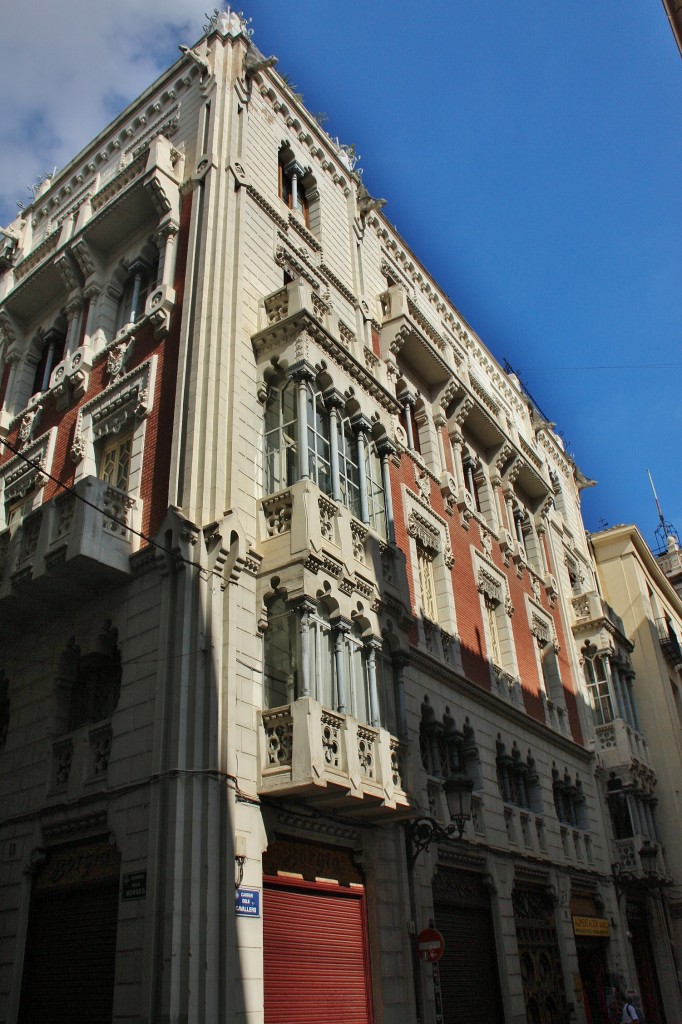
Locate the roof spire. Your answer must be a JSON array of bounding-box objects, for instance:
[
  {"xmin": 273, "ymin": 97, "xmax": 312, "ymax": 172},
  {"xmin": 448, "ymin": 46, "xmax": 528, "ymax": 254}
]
[{"xmin": 648, "ymin": 469, "xmax": 679, "ymax": 555}]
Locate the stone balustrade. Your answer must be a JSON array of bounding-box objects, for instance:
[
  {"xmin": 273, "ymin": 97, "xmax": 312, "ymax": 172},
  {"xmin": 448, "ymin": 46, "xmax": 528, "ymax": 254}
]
[{"xmin": 260, "ymin": 696, "xmax": 409, "ymax": 817}]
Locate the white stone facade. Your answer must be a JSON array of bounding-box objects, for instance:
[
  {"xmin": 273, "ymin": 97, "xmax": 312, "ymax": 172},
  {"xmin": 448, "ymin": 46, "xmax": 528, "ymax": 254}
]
[{"xmin": 0, "ymin": 12, "xmax": 667, "ymax": 1024}]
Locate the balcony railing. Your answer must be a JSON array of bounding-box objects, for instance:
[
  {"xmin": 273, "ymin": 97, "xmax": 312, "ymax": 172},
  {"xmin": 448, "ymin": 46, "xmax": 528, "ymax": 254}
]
[
  {"xmin": 655, "ymin": 617, "xmax": 682, "ymax": 670},
  {"xmin": 596, "ymin": 718, "xmax": 651, "ymax": 770},
  {"xmin": 260, "ymin": 697, "xmax": 409, "ymax": 817},
  {"xmin": 615, "ymin": 835, "xmax": 667, "ymax": 877},
  {"xmin": 0, "ymin": 476, "xmax": 137, "ymax": 633},
  {"xmin": 571, "ymin": 591, "xmax": 627, "ymax": 637},
  {"xmin": 259, "ymin": 480, "xmax": 383, "ymax": 599}
]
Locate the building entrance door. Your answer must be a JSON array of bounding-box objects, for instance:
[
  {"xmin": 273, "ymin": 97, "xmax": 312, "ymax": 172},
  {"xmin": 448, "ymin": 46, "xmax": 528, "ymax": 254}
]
[{"xmin": 18, "ymin": 838, "xmax": 120, "ymax": 1024}]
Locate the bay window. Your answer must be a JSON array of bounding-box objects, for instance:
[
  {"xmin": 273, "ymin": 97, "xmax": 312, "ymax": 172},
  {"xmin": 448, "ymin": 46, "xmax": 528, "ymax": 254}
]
[
  {"xmin": 582, "ymin": 647, "xmax": 614, "ymax": 726},
  {"xmin": 365, "ymin": 444, "xmax": 386, "ymax": 536},
  {"xmin": 306, "ymin": 387, "xmax": 332, "ymax": 495},
  {"xmin": 263, "ymin": 596, "xmax": 297, "ymax": 708},
  {"xmin": 264, "ymin": 379, "xmax": 299, "ymax": 493},
  {"xmin": 263, "ymin": 597, "xmax": 395, "ymax": 730},
  {"xmin": 262, "ymin": 374, "xmax": 387, "ymax": 535},
  {"xmin": 337, "ymin": 417, "xmax": 361, "ymax": 519}
]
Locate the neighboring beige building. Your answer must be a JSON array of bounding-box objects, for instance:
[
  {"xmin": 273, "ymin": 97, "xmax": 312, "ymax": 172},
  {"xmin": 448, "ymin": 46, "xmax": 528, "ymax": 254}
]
[
  {"xmin": 589, "ymin": 524, "xmax": 682, "ymax": 1022},
  {"xmin": 0, "ymin": 11, "xmax": 672, "ymax": 1024}
]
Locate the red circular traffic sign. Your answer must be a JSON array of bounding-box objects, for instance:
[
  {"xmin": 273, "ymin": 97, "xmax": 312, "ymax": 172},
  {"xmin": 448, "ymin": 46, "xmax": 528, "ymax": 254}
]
[{"xmin": 416, "ymin": 927, "xmax": 445, "ymax": 962}]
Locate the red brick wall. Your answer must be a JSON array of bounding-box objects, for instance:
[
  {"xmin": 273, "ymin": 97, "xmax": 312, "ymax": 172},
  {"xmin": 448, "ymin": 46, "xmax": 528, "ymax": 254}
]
[
  {"xmin": 0, "ymin": 191, "xmax": 193, "ymax": 546},
  {"xmin": 390, "ymin": 446, "xmax": 582, "ymax": 739}
]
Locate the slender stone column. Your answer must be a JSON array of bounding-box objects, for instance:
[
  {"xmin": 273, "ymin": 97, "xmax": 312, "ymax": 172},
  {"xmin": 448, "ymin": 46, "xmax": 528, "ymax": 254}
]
[
  {"xmin": 449, "ymin": 429, "xmax": 465, "ymax": 492},
  {"xmin": 377, "ymin": 438, "xmax": 397, "ymax": 543},
  {"xmin": 157, "ymin": 223, "xmax": 179, "ymax": 289},
  {"xmin": 296, "ymin": 599, "xmax": 316, "ymax": 698},
  {"xmin": 402, "ymin": 395, "xmax": 415, "ymax": 450},
  {"xmin": 334, "ymin": 619, "xmax": 351, "ymax": 714},
  {"xmin": 354, "ymin": 418, "xmax": 371, "ymax": 525},
  {"xmin": 366, "ymin": 638, "xmax": 382, "ymax": 728},
  {"xmin": 293, "ymin": 369, "xmax": 313, "ymax": 481},
  {"xmin": 324, "ymin": 389, "xmax": 345, "ymax": 502},
  {"xmin": 65, "ymin": 297, "xmax": 84, "ymax": 357},
  {"xmin": 434, "ymin": 413, "xmax": 447, "ymax": 475},
  {"xmin": 392, "ymin": 654, "xmax": 409, "ymax": 740}
]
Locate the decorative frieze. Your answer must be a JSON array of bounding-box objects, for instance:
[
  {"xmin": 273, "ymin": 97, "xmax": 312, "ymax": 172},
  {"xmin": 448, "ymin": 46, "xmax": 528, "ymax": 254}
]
[
  {"xmin": 407, "ymin": 509, "xmax": 440, "ymax": 553},
  {"xmin": 477, "ymin": 567, "xmax": 503, "ymax": 605}
]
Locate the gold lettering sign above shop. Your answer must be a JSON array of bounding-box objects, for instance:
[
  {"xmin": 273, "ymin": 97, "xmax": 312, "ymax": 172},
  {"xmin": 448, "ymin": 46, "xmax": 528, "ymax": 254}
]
[
  {"xmin": 35, "ymin": 840, "xmax": 121, "ymax": 892},
  {"xmin": 572, "ymin": 916, "xmax": 610, "ymax": 937}
]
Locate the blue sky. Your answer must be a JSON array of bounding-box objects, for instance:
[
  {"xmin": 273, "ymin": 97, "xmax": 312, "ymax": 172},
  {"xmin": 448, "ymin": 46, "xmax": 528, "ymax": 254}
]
[{"xmin": 1, "ymin": 1, "xmax": 680, "ymax": 549}]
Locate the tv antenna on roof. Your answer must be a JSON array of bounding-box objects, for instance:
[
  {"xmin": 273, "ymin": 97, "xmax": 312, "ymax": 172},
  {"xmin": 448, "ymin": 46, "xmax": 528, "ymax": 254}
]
[{"xmin": 648, "ymin": 469, "xmax": 679, "ymax": 555}]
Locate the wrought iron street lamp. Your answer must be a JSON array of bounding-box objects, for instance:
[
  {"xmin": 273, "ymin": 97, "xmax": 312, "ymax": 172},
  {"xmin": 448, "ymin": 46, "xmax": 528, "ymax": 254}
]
[
  {"xmin": 611, "ymin": 840, "xmax": 667, "ymax": 902},
  {"xmin": 408, "ymin": 771, "xmax": 474, "ymax": 867}
]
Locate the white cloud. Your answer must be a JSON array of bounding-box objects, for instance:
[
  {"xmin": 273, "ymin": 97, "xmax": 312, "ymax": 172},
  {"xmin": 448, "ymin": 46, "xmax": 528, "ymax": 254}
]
[{"xmin": 0, "ymin": 0, "xmax": 206, "ymax": 223}]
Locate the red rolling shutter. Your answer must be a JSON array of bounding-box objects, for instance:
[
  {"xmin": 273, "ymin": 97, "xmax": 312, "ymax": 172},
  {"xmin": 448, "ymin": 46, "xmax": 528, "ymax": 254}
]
[{"xmin": 264, "ymin": 877, "xmax": 373, "ymax": 1024}]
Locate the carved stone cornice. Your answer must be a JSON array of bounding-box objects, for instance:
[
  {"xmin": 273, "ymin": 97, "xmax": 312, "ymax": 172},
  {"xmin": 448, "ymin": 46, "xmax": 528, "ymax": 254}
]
[
  {"xmin": 252, "ymin": 309, "xmax": 400, "ymax": 416},
  {"xmin": 407, "ymin": 509, "xmax": 440, "ymax": 552}
]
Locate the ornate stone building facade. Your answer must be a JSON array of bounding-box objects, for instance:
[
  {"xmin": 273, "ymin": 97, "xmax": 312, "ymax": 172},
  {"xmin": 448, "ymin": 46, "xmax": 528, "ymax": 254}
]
[
  {"xmin": 587, "ymin": 525, "xmax": 682, "ymax": 1024},
  {"xmin": 0, "ymin": 11, "xmax": 673, "ymax": 1024}
]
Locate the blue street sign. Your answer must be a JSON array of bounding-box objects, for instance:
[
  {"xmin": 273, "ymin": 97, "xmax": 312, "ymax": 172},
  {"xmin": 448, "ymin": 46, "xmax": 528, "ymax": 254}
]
[{"xmin": 235, "ymin": 887, "xmax": 261, "ymax": 917}]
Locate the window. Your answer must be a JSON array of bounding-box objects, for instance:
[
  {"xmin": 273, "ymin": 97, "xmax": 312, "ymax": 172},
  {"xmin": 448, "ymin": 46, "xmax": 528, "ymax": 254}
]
[
  {"xmin": 375, "ymin": 644, "xmax": 397, "ymax": 735},
  {"xmin": 306, "ymin": 387, "xmax": 332, "ymax": 495},
  {"xmin": 582, "ymin": 647, "xmax": 614, "ymax": 726},
  {"xmin": 98, "ymin": 430, "xmax": 133, "ymax": 492},
  {"xmin": 417, "ymin": 542, "xmax": 437, "ymax": 622},
  {"xmin": 264, "ymin": 379, "xmax": 299, "ymax": 494},
  {"xmin": 496, "ymin": 739, "xmax": 542, "ymax": 812},
  {"xmin": 419, "ymin": 701, "xmax": 481, "ymax": 801},
  {"xmin": 484, "ymin": 594, "xmax": 502, "ymax": 667},
  {"xmin": 345, "ymin": 622, "xmax": 371, "ymax": 724},
  {"xmin": 263, "ymin": 598, "xmax": 393, "ymax": 729},
  {"xmin": 308, "ymin": 606, "xmax": 336, "ymax": 710},
  {"xmin": 262, "ymin": 376, "xmax": 387, "ymax": 534},
  {"xmin": 520, "ymin": 514, "xmax": 544, "ymax": 573},
  {"xmin": 279, "ymin": 152, "xmax": 309, "ymax": 225},
  {"xmin": 462, "ymin": 452, "xmax": 481, "ymax": 513},
  {"xmin": 365, "ymin": 444, "xmax": 386, "ymax": 536},
  {"xmin": 398, "ymin": 396, "xmax": 421, "ymax": 454},
  {"xmin": 263, "ymin": 596, "xmax": 297, "ymax": 708},
  {"xmin": 31, "ymin": 327, "xmax": 66, "ymax": 397},
  {"xmin": 337, "ymin": 417, "xmax": 361, "ymax": 519},
  {"xmin": 552, "ymin": 766, "xmax": 588, "ymax": 828},
  {"xmin": 115, "ymin": 258, "xmax": 154, "ymax": 331},
  {"xmin": 6, "ymin": 491, "xmax": 35, "ymax": 534}
]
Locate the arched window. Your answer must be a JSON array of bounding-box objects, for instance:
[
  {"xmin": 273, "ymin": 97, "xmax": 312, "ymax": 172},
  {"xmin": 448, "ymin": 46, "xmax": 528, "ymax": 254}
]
[
  {"xmin": 279, "ymin": 151, "xmax": 309, "ymax": 225},
  {"xmin": 263, "ymin": 596, "xmax": 298, "ymax": 708},
  {"xmin": 264, "ymin": 379, "xmax": 299, "ymax": 494},
  {"xmin": 31, "ymin": 327, "xmax": 66, "ymax": 396},
  {"xmin": 462, "ymin": 452, "xmax": 481, "ymax": 512},
  {"xmin": 115, "ymin": 258, "xmax": 154, "ymax": 331}
]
